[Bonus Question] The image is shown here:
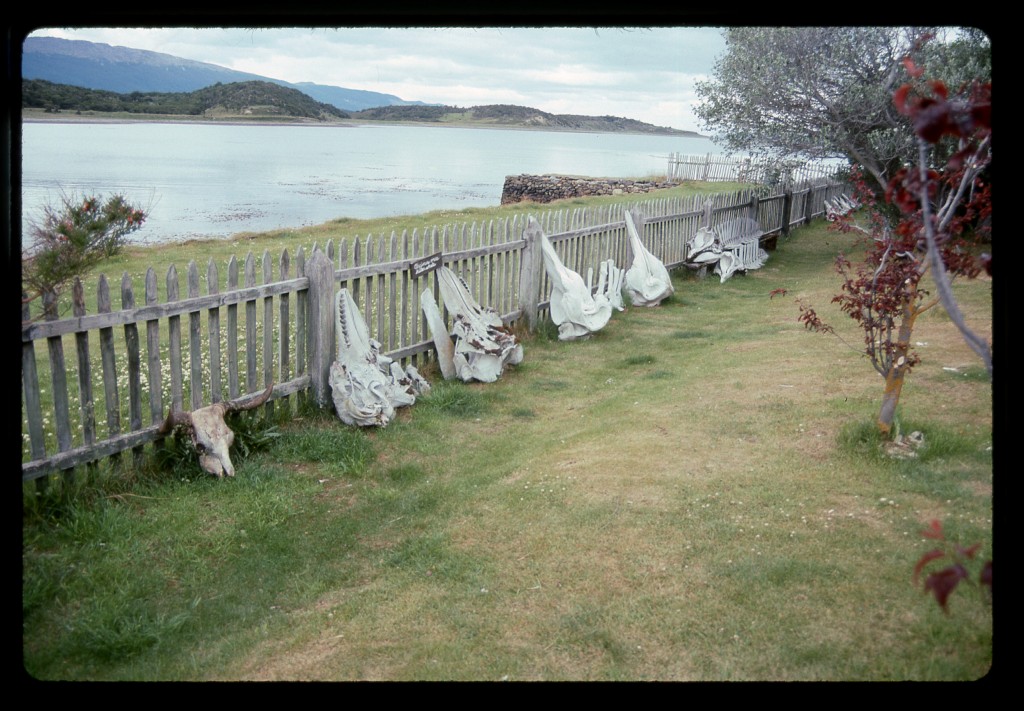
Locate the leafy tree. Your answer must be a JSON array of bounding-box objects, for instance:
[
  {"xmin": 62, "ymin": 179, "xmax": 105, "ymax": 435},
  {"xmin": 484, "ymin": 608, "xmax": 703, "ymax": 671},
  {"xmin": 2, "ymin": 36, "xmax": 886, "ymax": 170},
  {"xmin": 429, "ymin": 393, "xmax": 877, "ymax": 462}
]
[
  {"xmin": 695, "ymin": 27, "xmax": 989, "ymax": 199},
  {"xmin": 797, "ymin": 61, "xmax": 991, "ymax": 435},
  {"xmin": 22, "ymin": 193, "xmax": 147, "ymax": 321}
]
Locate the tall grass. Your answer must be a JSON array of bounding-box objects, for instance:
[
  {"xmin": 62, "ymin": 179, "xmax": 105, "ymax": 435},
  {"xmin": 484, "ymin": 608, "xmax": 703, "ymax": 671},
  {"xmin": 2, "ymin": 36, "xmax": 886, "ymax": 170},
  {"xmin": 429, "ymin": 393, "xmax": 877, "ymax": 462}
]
[{"xmin": 22, "ymin": 217, "xmax": 992, "ymax": 681}]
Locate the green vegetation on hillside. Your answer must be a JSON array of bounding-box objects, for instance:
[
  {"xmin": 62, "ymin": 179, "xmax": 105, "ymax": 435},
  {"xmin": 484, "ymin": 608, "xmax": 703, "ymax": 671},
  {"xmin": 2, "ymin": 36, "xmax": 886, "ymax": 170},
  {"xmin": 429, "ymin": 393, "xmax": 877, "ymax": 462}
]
[
  {"xmin": 22, "ymin": 79, "xmax": 350, "ymax": 121},
  {"xmin": 352, "ymin": 103, "xmax": 693, "ymax": 135}
]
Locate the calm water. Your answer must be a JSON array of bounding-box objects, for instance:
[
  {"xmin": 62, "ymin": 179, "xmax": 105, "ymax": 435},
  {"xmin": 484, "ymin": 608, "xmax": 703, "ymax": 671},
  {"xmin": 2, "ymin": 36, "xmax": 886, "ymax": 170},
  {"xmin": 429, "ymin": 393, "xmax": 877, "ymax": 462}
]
[{"xmin": 21, "ymin": 121, "xmax": 721, "ymax": 245}]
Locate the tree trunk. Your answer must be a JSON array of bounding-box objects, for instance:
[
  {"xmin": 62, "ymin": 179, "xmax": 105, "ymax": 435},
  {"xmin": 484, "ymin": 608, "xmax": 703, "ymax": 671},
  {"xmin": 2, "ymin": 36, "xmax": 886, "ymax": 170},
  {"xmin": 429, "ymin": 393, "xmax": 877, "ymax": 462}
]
[
  {"xmin": 877, "ymin": 367, "xmax": 906, "ymax": 436},
  {"xmin": 876, "ymin": 300, "xmax": 922, "ymax": 436}
]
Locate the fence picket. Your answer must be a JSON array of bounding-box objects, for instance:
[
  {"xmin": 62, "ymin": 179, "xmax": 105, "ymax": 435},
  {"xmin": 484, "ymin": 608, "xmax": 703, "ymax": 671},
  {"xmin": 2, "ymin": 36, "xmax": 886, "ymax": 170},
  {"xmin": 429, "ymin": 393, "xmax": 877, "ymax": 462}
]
[
  {"xmin": 97, "ymin": 276, "xmax": 121, "ymax": 453},
  {"xmin": 388, "ymin": 233, "xmax": 398, "ymax": 352},
  {"xmin": 262, "ymin": 251, "xmax": 275, "ymax": 418},
  {"xmin": 42, "ymin": 287, "xmax": 73, "ymax": 463},
  {"xmin": 411, "ymin": 228, "xmax": 422, "ymax": 363},
  {"xmin": 121, "ymin": 273, "xmax": 144, "ymax": 463},
  {"xmin": 145, "ymin": 269, "xmax": 163, "ymax": 424},
  {"xmin": 376, "ymin": 236, "xmax": 386, "ymax": 345},
  {"xmin": 279, "ymin": 249, "xmax": 291, "ymax": 412},
  {"xmin": 227, "ymin": 256, "xmax": 240, "ymax": 399},
  {"xmin": 244, "ymin": 253, "xmax": 258, "ymax": 393},
  {"xmin": 207, "ymin": 260, "xmax": 222, "ymax": 403},
  {"xmin": 166, "ymin": 266, "xmax": 184, "ymax": 411},
  {"xmin": 187, "ymin": 261, "xmax": 203, "ymax": 411},
  {"xmin": 400, "ymin": 230, "xmax": 410, "ymax": 363},
  {"xmin": 295, "ymin": 246, "xmax": 307, "ymax": 410},
  {"xmin": 72, "ymin": 279, "xmax": 96, "ymax": 451},
  {"xmin": 22, "ymin": 296, "xmax": 46, "ymax": 461}
]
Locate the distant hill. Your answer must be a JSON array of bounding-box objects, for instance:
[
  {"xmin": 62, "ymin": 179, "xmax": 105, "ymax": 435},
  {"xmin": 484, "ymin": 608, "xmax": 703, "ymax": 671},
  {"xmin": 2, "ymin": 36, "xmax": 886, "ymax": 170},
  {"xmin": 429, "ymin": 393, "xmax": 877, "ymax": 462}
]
[
  {"xmin": 352, "ymin": 104, "xmax": 694, "ymax": 136},
  {"xmin": 23, "ymin": 79, "xmax": 350, "ymax": 120},
  {"xmin": 22, "ymin": 36, "xmax": 425, "ymax": 111}
]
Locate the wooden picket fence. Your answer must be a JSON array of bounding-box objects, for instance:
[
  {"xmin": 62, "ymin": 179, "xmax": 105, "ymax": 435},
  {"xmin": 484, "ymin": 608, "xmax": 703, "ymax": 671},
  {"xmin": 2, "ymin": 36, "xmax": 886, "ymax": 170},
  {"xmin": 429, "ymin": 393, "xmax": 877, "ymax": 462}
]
[
  {"xmin": 21, "ymin": 180, "xmax": 849, "ymax": 481},
  {"xmin": 667, "ymin": 153, "xmax": 844, "ymax": 187}
]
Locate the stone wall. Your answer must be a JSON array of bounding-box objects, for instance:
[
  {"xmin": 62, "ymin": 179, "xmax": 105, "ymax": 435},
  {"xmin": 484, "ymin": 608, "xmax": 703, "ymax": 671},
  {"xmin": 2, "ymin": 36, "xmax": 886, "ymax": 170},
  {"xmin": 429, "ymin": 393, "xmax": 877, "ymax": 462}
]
[{"xmin": 500, "ymin": 174, "xmax": 676, "ymax": 205}]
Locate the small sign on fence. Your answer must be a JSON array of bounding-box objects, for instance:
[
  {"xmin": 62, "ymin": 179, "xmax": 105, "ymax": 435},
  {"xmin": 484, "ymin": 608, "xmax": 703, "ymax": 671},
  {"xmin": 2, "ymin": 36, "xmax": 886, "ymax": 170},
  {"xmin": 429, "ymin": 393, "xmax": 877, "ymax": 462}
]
[{"xmin": 411, "ymin": 251, "xmax": 443, "ymax": 278}]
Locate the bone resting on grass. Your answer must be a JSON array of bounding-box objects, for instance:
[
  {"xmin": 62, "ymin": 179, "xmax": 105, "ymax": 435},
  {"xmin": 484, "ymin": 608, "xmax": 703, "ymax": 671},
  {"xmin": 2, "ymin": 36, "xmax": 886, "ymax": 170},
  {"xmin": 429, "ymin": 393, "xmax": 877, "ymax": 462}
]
[
  {"xmin": 535, "ymin": 218, "xmax": 613, "ymax": 341},
  {"xmin": 330, "ymin": 288, "xmax": 430, "ymax": 427},
  {"xmin": 592, "ymin": 259, "xmax": 625, "ymax": 312},
  {"xmin": 685, "ymin": 217, "xmax": 769, "ymax": 283},
  {"xmin": 421, "ymin": 266, "xmax": 523, "ymax": 383},
  {"xmin": 157, "ymin": 383, "xmax": 275, "ymax": 478},
  {"xmin": 623, "ymin": 210, "xmax": 674, "ymax": 307}
]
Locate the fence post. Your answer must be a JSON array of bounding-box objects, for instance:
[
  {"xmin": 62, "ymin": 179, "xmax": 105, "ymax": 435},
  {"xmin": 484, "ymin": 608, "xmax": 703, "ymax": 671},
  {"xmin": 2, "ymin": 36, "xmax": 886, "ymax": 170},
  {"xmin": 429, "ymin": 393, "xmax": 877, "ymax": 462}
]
[
  {"xmin": 701, "ymin": 198, "xmax": 714, "ymax": 229},
  {"xmin": 747, "ymin": 192, "xmax": 760, "ymax": 223},
  {"xmin": 306, "ymin": 248, "xmax": 335, "ymax": 408},
  {"xmin": 781, "ymin": 188, "xmax": 794, "ymax": 236},
  {"xmin": 518, "ymin": 219, "xmax": 543, "ymax": 332}
]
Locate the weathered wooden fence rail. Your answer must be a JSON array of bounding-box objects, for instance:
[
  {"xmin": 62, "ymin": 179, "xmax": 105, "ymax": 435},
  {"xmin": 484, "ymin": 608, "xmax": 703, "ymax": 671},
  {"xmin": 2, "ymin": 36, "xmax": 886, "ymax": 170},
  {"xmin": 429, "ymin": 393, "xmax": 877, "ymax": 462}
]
[
  {"xmin": 22, "ymin": 180, "xmax": 848, "ymax": 480},
  {"xmin": 667, "ymin": 153, "xmax": 844, "ymax": 187}
]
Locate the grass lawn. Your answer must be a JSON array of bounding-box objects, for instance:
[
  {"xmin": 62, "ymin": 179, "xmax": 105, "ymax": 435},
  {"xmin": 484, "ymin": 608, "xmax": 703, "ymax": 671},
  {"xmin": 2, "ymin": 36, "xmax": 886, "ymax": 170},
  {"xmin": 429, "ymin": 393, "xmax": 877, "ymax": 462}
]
[{"xmin": 22, "ymin": 217, "xmax": 993, "ymax": 681}]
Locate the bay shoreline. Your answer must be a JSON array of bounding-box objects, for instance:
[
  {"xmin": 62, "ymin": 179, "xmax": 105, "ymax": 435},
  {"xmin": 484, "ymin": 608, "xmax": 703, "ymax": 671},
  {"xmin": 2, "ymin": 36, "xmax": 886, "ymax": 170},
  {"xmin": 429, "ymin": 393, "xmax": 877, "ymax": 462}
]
[{"xmin": 21, "ymin": 109, "xmax": 705, "ymax": 138}]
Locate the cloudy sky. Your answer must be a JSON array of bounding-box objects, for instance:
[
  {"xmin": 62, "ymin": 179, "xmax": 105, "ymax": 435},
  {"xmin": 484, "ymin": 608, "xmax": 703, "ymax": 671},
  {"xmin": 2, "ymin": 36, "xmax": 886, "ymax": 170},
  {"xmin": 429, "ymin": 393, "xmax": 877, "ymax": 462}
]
[{"xmin": 27, "ymin": 26, "xmax": 728, "ymax": 132}]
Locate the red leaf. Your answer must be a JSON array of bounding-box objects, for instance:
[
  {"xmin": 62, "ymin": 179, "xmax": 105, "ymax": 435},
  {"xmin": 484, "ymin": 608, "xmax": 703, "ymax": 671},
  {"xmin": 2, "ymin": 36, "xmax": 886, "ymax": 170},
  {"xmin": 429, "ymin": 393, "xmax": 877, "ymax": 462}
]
[
  {"xmin": 893, "ymin": 84, "xmax": 913, "ymax": 114},
  {"xmin": 928, "ymin": 79, "xmax": 948, "ymax": 100},
  {"xmin": 924, "ymin": 564, "xmax": 969, "ymax": 612},
  {"xmin": 913, "ymin": 100, "xmax": 956, "ymax": 143},
  {"xmin": 921, "ymin": 519, "xmax": 944, "ymax": 539},
  {"xmin": 956, "ymin": 542, "xmax": 982, "ymax": 559},
  {"xmin": 903, "ymin": 57, "xmax": 924, "ymax": 78}
]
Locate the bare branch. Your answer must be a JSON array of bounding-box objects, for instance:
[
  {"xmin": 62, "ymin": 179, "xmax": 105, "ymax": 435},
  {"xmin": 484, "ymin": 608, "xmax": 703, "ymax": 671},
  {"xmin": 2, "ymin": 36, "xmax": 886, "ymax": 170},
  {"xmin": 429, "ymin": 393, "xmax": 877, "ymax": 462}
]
[{"xmin": 915, "ymin": 142, "xmax": 993, "ymax": 376}]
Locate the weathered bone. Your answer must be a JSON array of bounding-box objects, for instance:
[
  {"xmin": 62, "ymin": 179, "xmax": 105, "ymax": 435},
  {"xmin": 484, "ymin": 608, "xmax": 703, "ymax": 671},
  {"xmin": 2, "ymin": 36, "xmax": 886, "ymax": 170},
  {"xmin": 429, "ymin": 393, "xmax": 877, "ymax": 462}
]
[
  {"xmin": 535, "ymin": 219, "xmax": 612, "ymax": 340},
  {"xmin": 623, "ymin": 211, "xmax": 674, "ymax": 307},
  {"xmin": 420, "ymin": 289, "xmax": 459, "ymax": 380},
  {"xmin": 687, "ymin": 227, "xmax": 721, "ymax": 265},
  {"xmin": 597, "ymin": 259, "xmax": 625, "ymax": 311},
  {"xmin": 158, "ymin": 383, "xmax": 274, "ymax": 478},
  {"xmin": 825, "ymin": 194, "xmax": 861, "ymax": 221},
  {"xmin": 685, "ymin": 218, "xmax": 768, "ymax": 282},
  {"xmin": 421, "ymin": 267, "xmax": 523, "ymax": 382},
  {"xmin": 329, "ymin": 288, "xmax": 428, "ymax": 427},
  {"xmin": 714, "ymin": 251, "xmax": 741, "ymax": 283},
  {"xmin": 717, "ymin": 217, "xmax": 769, "ymax": 281}
]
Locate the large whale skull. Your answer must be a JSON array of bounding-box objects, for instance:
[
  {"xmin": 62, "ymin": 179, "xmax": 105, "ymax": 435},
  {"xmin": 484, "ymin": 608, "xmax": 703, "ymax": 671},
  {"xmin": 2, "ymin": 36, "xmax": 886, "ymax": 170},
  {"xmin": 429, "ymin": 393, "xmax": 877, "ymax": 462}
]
[
  {"xmin": 623, "ymin": 211, "xmax": 674, "ymax": 307},
  {"xmin": 536, "ymin": 219, "xmax": 613, "ymax": 340},
  {"xmin": 157, "ymin": 383, "xmax": 274, "ymax": 477},
  {"xmin": 330, "ymin": 288, "xmax": 429, "ymax": 427}
]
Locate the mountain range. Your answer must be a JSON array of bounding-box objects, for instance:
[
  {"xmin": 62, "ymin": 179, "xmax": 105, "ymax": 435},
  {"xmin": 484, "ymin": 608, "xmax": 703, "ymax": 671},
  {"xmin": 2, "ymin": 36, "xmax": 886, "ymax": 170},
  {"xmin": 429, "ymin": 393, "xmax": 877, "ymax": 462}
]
[{"xmin": 22, "ymin": 36, "xmax": 428, "ymax": 112}]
